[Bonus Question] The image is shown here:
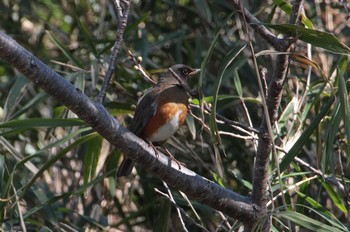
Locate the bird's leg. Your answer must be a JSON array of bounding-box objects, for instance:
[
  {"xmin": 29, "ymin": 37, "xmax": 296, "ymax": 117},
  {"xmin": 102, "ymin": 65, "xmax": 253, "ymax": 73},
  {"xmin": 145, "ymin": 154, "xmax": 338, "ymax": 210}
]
[
  {"xmin": 147, "ymin": 141, "xmax": 160, "ymax": 158},
  {"xmin": 147, "ymin": 141, "xmax": 184, "ymax": 170},
  {"xmin": 161, "ymin": 146, "xmax": 185, "ymax": 170}
]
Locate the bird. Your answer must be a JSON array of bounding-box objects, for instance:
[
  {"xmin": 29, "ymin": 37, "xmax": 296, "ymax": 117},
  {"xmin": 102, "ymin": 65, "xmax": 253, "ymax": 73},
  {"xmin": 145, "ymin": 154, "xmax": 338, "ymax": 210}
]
[{"xmin": 117, "ymin": 64, "xmax": 200, "ymax": 177}]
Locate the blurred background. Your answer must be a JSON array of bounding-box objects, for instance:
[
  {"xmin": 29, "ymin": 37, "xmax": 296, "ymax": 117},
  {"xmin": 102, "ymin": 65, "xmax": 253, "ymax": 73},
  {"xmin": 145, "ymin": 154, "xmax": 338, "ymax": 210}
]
[{"xmin": 0, "ymin": 0, "xmax": 349, "ymax": 231}]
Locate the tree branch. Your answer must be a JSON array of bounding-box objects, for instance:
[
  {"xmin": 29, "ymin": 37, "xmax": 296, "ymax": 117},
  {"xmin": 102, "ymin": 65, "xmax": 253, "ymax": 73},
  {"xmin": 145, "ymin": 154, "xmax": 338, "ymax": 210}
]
[
  {"xmin": 0, "ymin": 31, "xmax": 256, "ymax": 226},
  {"xmin": 97, "ymin": 0, "xmax": 131, "ymax": 103},
  {"xmin": 231, "ymin": 0, "xmax": 289, "ymax": 51},
  {"xmin": 232, "ymin": 1, "xmax": 304, "ymax": 230}
]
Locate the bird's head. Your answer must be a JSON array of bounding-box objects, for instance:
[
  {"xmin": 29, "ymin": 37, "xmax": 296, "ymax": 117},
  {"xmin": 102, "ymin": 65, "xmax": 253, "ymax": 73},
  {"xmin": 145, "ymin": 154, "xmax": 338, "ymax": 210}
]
[{"xmin": 160, "ymin": 64, "xmax": 200, "ymax": 85}]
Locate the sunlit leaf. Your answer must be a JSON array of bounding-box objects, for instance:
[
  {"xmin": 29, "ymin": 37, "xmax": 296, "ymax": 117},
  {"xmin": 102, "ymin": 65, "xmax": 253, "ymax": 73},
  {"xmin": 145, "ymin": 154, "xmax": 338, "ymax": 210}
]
[
  {"xmin": 321, "ymin": 181, "xmax": 347, "ymax": 213},
  {"xmin": 272, "ymin": 0, "xmax": 314, "ymax": 28},
  {"xmin": 264, "ymin": 24, "xmax": 350, "ymax": 54},
  {"xmin": 277, "ymin": 211, "xmax": 345, "ymax": 231}
]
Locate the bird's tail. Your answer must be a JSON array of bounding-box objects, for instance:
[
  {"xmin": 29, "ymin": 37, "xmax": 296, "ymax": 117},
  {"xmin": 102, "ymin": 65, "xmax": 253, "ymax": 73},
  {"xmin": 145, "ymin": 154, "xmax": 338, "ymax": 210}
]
[{"xmin": 117, "ymin": 157, "xmax": 134, "ymax": 177}]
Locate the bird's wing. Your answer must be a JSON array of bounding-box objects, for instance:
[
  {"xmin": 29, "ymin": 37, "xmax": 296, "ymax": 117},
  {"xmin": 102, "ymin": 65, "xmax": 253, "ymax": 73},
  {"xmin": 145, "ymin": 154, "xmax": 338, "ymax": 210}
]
[{"xmin": 129, "ymin": 87, "xmax": 160, "ymax": 136}]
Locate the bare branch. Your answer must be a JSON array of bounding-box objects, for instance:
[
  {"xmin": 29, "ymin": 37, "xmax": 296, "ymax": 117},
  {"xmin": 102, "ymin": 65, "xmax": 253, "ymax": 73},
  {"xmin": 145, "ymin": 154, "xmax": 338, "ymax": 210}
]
[
  {"xmin": 128, "ymin": 50, "xmax": 157, "ymax": 85},
  {"xmin": 97, "ymin": 0, "xmax": 131, "ymax": 103},
  {"xmin": 231, "ymin": 0, "xmax": 289, "ymax": 50},
  {"xmin": 233, "ymin": 0, "xmax": 304, "ymax": 230}
]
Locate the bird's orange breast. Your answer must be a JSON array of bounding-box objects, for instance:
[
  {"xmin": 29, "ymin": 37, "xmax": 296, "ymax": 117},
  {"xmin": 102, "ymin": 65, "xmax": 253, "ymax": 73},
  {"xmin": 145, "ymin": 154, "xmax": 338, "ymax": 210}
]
[
  {"xmin": 142, "ymin": 102, "xmax": 188, "ymax": 142},
  {"xmin": 135, "ymin": 84, "xmax": 190, "ymax": 142}
]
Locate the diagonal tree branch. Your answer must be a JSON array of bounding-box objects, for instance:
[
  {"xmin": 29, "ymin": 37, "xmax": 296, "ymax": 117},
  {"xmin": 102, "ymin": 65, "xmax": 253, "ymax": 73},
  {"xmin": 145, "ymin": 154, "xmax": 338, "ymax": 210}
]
[{"xmin": 0, "ymin": 31, "xmax": 256, "ymax": 226}]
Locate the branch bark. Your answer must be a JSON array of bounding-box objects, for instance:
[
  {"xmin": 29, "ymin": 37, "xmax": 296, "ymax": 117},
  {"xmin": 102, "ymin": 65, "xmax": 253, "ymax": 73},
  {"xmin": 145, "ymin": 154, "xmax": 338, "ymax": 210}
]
[
  {"xmin": 231, "ymin": 0, "xmax": 289, "ymax": 50},
  {"xmin": 0, "ymin": 31, "xmax": 257, "ymax": 226},
  {"xmin": 97, "ymin": 0, "xmax": 131, "ymax": 103},
  {"xmin": 250, "ymin": 1, "xmax": 304, "ymax": 232}
]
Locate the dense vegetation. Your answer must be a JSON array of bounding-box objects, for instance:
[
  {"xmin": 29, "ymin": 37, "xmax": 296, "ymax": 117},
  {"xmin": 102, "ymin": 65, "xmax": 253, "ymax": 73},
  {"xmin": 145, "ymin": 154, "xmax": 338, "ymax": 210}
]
[{"xmin": 0, "ymin": 0, "xmax": 349, "ymax": 231}]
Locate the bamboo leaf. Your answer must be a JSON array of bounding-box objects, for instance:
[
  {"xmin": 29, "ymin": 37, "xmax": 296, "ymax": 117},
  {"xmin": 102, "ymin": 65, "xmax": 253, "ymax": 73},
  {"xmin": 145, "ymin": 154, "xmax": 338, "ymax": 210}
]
[
  {"xmin": 210, "ymin": 43, "xmax": 247, "ymax": 144},
  {"xmin": 337, "ymin": 67, "xmax": 350, "ymax": 163},
  {"xmin": 321, "ymin": 181, "xmax": 347, "ymax": 213},
  {"xmin": 272, "ymin": 0, "xmax": 314, "ymax": 28},
  {"xmin": 0, "ymin": 118, "xmax": 86, "ymax": 129},
  {"xmin": 277, "ymin": 211, "xmax": 345, "ymax": 231},
  {"xmin": 264, "ymin": 24, "xmax": 350, "ymax": 54},
  {"xmin": 280, "ymin": 95, "xmax": 335, "ymax": 172}
]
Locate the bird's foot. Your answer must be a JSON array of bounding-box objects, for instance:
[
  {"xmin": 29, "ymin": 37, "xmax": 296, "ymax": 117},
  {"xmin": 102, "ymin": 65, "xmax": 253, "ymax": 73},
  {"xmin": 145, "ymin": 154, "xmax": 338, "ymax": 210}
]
[
  {"xmin": 162, "ymin": 147, "xmax": 185, "ymax": 170},
  {"xmin": 148, "ymin": 142, "xmax": 160, "ymax": 158}
]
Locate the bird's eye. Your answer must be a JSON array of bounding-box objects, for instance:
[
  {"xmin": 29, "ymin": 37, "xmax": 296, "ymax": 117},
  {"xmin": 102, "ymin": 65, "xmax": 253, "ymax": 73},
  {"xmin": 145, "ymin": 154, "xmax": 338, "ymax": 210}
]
[{"xmin": 182, "ymin": 69, "xmax": 189, "ymax": 75}]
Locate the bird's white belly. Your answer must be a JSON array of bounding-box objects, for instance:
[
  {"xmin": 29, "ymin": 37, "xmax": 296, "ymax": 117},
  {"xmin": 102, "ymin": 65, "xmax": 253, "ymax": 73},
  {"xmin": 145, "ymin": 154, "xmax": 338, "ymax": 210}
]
[{"xmin": 148, "ymin": 109, "xmax": 182, "ymax": 142}]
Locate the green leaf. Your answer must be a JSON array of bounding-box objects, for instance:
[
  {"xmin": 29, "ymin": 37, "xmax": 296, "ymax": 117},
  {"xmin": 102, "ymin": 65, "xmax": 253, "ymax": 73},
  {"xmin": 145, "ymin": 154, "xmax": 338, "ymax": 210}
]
[
  {"xmin": 233, "ymin": 69, "xmax": 243, "ymax": 97},
  {"xmin": 194, "ymin": 0, "xmax": 211, "ymax": 21},
  {"xmin": 0, "ymin": 118, "xmax": 86, "ymax": 129},
  {"xmin": 125, "ymin": 12, "xmax": 151, "ymax": 36},
  {"xmin": 295, "ymin": 191, "xmax": 332, "ymax": 217},
  {"xmin": 277, "ymin": 211, "xmax": 345, "ymax": 231},
  {"xmin": 264, "ymin": 24, "xmax": 350, "ymax": 54},
  {"xmin": 83, "ymin": 135, "xmax": 103, "ymax": 184},
  {"xmin": 22, "ymin": 167, "xmax": 116, "ymax": 221},
  {"xmin": 337, "ymin": 67, "xmax": 350, "ymax": 163},
  {"xmin": 41, "ymin": 127, "xmax": 92, "ymax": 150},
  {"xmin": 272, "ymin": 0, "xmax": 314, "ymax": 28},
  {"xmin": 3, "ymin": 76, "xmax": 28, "ymax": 120},
  {"xmin": 105, "ymin": 102, "xmax": 134, "ymax": 116},
  {"xmin": 210, "ymin": 43, "xmax": 247, "ymax": 144},
  {"xmin": 0, "ymin": 136, "xmax": 38, "ymax": 173},
  {"xmin": 47, "ymin": 31, "xmax": 83, "ymax": 68},
  {"xmin": 321, "ymin": 181, "xmax": 347, "ymax": 213},
  {"xmin": 198, "ymin": 13, "xmax": 234, "ymax": 103},
  {"xmin": 10, "ymin": 92, "xmax": 47, "ymax": 119},
  {"xmin": 229, "ymin": 169, "xmax": 252, "ymax": 190},
  {"xmin": 191, "ymin": 95, "xmax": 259, "ymax": 105},
  {"xmin": 21, "ymin": 132, "xmax": 100, "ymax": 197},
  {"xmin": 186, "ymin": 113, "xmax": 196, "ymax": 140},
  {"xmin": 73, "ymin": 14, "xmax": 98, "ymax": 56},
  {"xmin": 212, "ymin": 172, "xmax": 225, "ymax": 187},
  {"xmin": 322, "ymin": 102, "xmax": 341, "ymax": 173},
  {"xmin": 280, "ymin": 95, "xmax": 335, "ymax": 172}
]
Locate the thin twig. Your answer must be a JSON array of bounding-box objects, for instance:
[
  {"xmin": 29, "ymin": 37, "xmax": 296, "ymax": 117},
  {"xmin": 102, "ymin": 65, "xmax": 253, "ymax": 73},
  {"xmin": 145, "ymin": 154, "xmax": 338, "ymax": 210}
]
[
  {"xmin": 216, "ymin": 211, "xmax": 232, "ymax": 231},
  {"xmin": 275, "ymin": 146, "xmax": 350, "ymax": 207},
  {"xmin": 13, "ymin": 186, "xmax": 27, "ymax": 232},
  {"xmin": 154, "ymin": 186, "xmax": 210, "ymax": 232},
  {"xmin": 295, "ymin": 155, "xmax": 350, "ymax": 203},
  {"xmin": 162, "ymin": 181, "xmax": 188, "ymax": 232},
  {"xmin": 203, "ymin": 104, "xmax": 260, "ymax": 134},
  {"xmin": 190, "ymin": 103, "xmax": 260, "ymax": 135},
  {"xmin": 97, "ymin": 0, "xmax": 131, "ymax": 103},
  {"xmin": 266, "ymin": 175, "xmax": 318, "ymax": 206},
  {"xmin": 230, "ymin": 0, "xmax": 289, "ymax": 50},
  {"xmin": 260, "ymin": 67, "xmax": 268, "ymax": 97},
  {"xmin": 219, "ymin": 131, "xmax": 257, "ymax": 140},
  {"xmin": 127, "ymin": 50, "xmax": 157, "ymax": 85}
]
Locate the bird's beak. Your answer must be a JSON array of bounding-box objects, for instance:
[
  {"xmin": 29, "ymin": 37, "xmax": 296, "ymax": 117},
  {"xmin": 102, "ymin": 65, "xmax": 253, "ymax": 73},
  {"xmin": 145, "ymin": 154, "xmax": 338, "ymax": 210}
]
[{"xmin": 189, "ymin": 68, "xmax": 200, "ymax": 76}]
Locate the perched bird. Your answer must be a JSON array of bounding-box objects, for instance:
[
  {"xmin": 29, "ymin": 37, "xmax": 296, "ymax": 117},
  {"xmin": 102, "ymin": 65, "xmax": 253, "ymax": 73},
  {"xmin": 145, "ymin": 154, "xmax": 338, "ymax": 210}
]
[{"xmin": 117, "ymin": 64, "xmax": 200, "ymax": 177}]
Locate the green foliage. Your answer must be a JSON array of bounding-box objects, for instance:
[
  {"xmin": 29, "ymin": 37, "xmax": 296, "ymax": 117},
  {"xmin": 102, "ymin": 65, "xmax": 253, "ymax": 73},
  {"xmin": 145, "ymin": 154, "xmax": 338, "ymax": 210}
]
[
  {"xmin": 1, "ymin": 0, "xmax": 350, "ymax": 231},
  {"xmin": 264, "ymin": 23, "xmax": 350, "ymax": 54}
]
